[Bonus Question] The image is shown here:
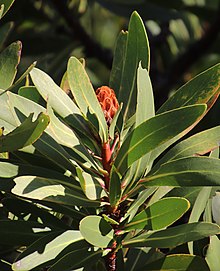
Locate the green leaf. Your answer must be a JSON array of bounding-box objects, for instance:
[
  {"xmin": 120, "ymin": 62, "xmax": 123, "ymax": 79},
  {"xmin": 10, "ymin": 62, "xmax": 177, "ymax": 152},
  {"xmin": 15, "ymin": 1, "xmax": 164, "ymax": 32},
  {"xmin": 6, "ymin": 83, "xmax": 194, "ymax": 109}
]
[
  {"xmin": 124, "ymin": 197, "xmax": 190, "ymax": 231},
  {"xmin": 76, "ymin": 167, "xmax": 104, "ymax": 200},
  {"xmin": 114, "ymin": 104, "xmax": 206, "ymax": 175},
  {"xmin": 125, "ymin": 247, "xmax": 163, "ymax": 271},
  {"xmin": 0, "ymin": 220, "xmax": 52, "ymax": 246},
  {"xmin": 12, "ymin": 175, "xmax": 100, "ymax": 207},
  {"xmin": 12, "ymin": 230, "xmax": 85, "ymax": 271},
  {"xmin": 143, "ymin": 157, "xmax": 220, "ymax": 187},
  {"xmin": 0, "ymin": 41, "xmax": 21, "ymax": 89},
  {"xmin": 0, "ymin": 22, "xmax": 14, "ymax": 50},
  {"xmin": 125, "ymin": 187, "xmax": 157, "ymax": 221},
  {"xmin": 109, "ymin": 167, "xmax": 122, "ymax": 207},
  {"xmin": 0, "ymin": 0, "xmax": 15, "ymax": 18},
  {"xmin": 30, "ymin": 67, "xmax": 91, "ymax": 138},
  {"xmin": 7, "ymin": 61, "xmax": 36, "ymax": 92},
  {"xmin": 152, "ymin": 126, "xmax": 220, "ymax": 173},
  {"xmin": 142, "ymin": 254, "xmax": 210, "ymax": 271},
  {"xmin": 206, "ymin": 235, "xmax": 220, "ymax": 271},
  {"xmin": 109, "ymin": 103, "xmax": 123, "ymax": 139},
  {"xmin": 136, "ymin": 62, "xmax": 155, "ymax": 125},
  {"xmin": 67, "ymin": 56, "xmax": 108, "ymax": 142},
  {"xmin": 109, "ymin": 31, "xmax": 127, "ymax": 97},
  {"xmin": 123, "ymin": 63, "xmax": 155, "ymax": 191},
  {"xmin": 118, "ymin": 11, "xmax": 150, "ymax": 122},
  {"xmin": 48, "ymin": 248, "xmax": 103, "ymax": 271},
  {"xmin": 188, "ymin": 187, "xmax": 212, "ymax": 254},
  {"xmin": 158, "ymin": 63, "xmax": 220, "ymax": 113},
  {"xmin": 79, "ymin": 215, "xmax": 114, "ymax": 248},
  {"xmin": 18, "ymin": 86, "xmax": 42, "ymax": 103},
  {"xmin": 123, "ymin": 222, "xmax": 220, "ymax": 248},
  {"xmin": 0, "ymin": 113, "xmax": 49, "ymax": 153},
  {"xmin": 2, "ymin": 197, "xmax": 69, "ymax": 230}
]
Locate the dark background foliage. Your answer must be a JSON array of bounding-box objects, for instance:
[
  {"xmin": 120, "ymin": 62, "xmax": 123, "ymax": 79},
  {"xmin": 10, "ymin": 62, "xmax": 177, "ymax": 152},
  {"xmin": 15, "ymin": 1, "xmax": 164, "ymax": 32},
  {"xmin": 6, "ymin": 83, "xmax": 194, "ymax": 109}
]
[{"xmin": 2, "ymin": 0, "xmax": 220, "ymax": 119}]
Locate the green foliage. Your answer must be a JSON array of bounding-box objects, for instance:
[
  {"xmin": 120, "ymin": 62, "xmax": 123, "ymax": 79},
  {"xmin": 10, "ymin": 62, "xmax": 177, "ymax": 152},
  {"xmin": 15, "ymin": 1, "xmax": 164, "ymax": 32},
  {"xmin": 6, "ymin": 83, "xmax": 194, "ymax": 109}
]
[{"xmin": 0, "ymin": 3, "xmax": 220, "ymax": 271}]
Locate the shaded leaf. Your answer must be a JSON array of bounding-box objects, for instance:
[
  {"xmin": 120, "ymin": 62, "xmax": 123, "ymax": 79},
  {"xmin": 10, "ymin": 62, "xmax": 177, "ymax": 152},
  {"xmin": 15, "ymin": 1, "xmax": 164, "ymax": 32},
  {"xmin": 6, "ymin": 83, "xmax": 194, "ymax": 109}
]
[
  {"xmin": 0, "ymin": 220, "xmax": 52, "ymax": 246},
  {"xmin": 0, "ymin": 113, "xmax": 49, "ymax": 153},
  {"xmin": 123, "ymin": 222, "xmax": 220, "ymax": 248},
  {"xmin": 124, "ymin": 197, "xmax": 190, "ymax": 231},
  {"xmin": 158, "ymin": 63, "xmax": 220, "ymax": 113},
  {"xmin": 0, "ymin": 0, "xmax": 15, "ymax": 18},
  {"xmin": 109, "ymin": 31, "xmax": 127, "ymax": 97},
  {"xmin": 141, "ymin": 254, "xmax": 210, "ymax": 271},
  {"xmin": 18, "ymin": 86, "xmax": 42, "ymax": 103},
  {"xmin": 109, "ymin": 167, "xmax": 122, "ymax": 207},
  {"xmin": 79, "ymin": 215, "xmax": 114, "ymax": 248},
  {"xmin": 48, "ymin": 248, "xmax": 103, "ymax": 271},
  {"xmin": 114, "ymin": 104, "xmax": 206, "ymax": 175},
  {"xmin": 143, "ymin": 157, "xmax": 220, "ymax": 187}
]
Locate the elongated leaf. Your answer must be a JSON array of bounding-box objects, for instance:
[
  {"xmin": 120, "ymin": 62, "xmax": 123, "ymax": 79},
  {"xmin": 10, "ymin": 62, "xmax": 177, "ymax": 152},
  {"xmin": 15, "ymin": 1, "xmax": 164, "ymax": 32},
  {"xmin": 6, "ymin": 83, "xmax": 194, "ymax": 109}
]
[
  {"xmin": 18, "ymin": 86, "xmax": 42, "ymax": 103},
  {"xmin": 114, "ymin": 104, "xmax": 206, "ymax": 175},
  {"xmin": 79, "ymin": 215, "xmax": 114, "ymax": 248},
  {"xmin": 0, "ymin": 220, "xmax": 52, "ymax": 246},
  {"xmin": 118, "ymin": 11, "xmax": 150, "ymax": 122},
  {"xmin": 0, "ymin": 41, "xmax": 21, "ymax": 89},
  {"xmin": 12, "ymin": 176, "xmax": 100, "ymax": 207},
  {"xmin": 124, "ymin": 197, "xmax": 190, "ymax": 231},
  {"xmin": 48, "ymin": 248, "xmax": 103, "ymax": 271},
  {"xmin": 125, "ymin": 187, "xmax": 157, "ymax": 221},
  {"xmin": 0, "ymin": 0, "xmax": 15, "ymax": 18},
  {"xmin": 153, "ymin": 126, "xmax": 220, "ymax": 173},
  {"xmin": 0, "ymin": 22, "xmax": 13, "ymax": 50},
  {"xmin": 3, "ymin": 198, "xmax": 69, "ymax": 230},
  {"xmin": 125, "ymin": 247, "xmax": 163, "ymax": 271},
  {"xmin": 109, "ymin": 31, "xmax": 127, "ymax": 96},
  {"xmin": 123, "ymin": 222, "xmax": 220, "ymax": 248},
  {"xmin": 136, "ymin": 62, "xmax": 155, "ymax": 125},
  {"xmin": 76, "ymin": 167, "xmax": 104, "ymax": 200},
  {"xmin": 7, "ymin": 61, "xmax": 36, "ymax": 92},
  {"xmin": 142, "ymin": 254, "xmax": 210, "ymax": 271},
  {"xmin": 206, "ymin": 235, "xmax": 220, "ymax": 271},
  {"xmin": 30, "ymin": 67, "xmax": 93, "ymax": 143},
  {"xmin": 0, "ymin": 113, "xmax": 49, "ymax": 152},
  {"xmin": 188, "ymin": 187, "xmax": 212, "ymax": 254},
  {"xmin": 67, "ymin": 57, "xmax": 108, "ymax": 142},
  {"xmin": 12, "ymin": 230, "xmax": 85, "ymax": 271},
  {"xmin": 124, "ymin": 63, "xmax": 155, "ymax": 191},
  {"xmin": 143, "ymin": 157, "xmax": 220, "ymax": 187},
  {"xmin": 158, "ymin": 63, "xmax": 220, "ymax": 113},
  {"xmin": 109, "ymin": 168, "xmax": 122, "ymax": 207}
]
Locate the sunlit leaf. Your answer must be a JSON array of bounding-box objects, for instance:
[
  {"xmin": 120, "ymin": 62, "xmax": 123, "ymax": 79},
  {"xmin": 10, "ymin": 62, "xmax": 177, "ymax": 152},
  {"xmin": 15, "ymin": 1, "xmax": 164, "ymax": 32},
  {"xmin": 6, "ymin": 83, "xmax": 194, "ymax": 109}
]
[
  {"xmin": 79, "ymin": 215, "xmax": 114, "ymax": 248},
  {"xmin": 115, "ymin": 104, "xmax": 206, "ymax": 175},
  {"xmin": 0, "ymin": 113, "xmax": 49, "ymax": 153},
  {"xmin": 67, "ymin": 57, "xmax": 108, "ymax": 142},
  {"xmin": 0, "ymin": 41, "xmax": 21, "ymax": 89},
  {"xmin": 118, "ymin": 11, "xmax": 150, "ymax": 122},
  {"xmin": 12, "ymin": 230, "xmax": 86, "ymax": 271},
  {"xmin": 206, "ymin": 235, "xmax": 220, "ymax": 271}
]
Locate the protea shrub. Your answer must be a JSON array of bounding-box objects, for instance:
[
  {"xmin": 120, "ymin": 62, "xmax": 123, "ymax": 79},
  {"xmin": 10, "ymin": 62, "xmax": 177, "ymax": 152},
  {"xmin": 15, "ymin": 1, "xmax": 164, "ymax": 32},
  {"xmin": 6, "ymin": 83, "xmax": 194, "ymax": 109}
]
[{"xmin": 0, "ymin": 11, "xmax": 220, "ymax": 271}]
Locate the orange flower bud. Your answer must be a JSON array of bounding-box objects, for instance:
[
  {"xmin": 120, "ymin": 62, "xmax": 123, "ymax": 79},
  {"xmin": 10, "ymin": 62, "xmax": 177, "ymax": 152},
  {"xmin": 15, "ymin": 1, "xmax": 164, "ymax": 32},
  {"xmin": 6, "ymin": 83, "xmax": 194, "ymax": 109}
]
[{"xmin": 96, "ymin": 86, "xmax": 119, "ymax": 125}]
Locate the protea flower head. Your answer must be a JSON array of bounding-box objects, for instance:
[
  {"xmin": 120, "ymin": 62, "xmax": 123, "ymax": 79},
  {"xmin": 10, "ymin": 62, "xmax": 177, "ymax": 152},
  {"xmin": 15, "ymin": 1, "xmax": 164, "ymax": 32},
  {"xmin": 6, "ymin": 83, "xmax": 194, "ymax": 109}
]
[{"xmin": 96, "ymin": 86, "xmax": 119, "ymax": 125}]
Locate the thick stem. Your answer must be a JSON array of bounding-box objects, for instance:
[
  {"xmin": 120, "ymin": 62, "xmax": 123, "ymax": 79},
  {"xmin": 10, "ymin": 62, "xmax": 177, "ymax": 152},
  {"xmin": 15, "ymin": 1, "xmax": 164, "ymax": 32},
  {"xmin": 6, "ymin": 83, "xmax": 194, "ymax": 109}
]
[
  {"xmin": 101, "ymin": 140, "xmax": 112, "ymax": 189},
  {"xmin": 104, "ymin": 241, "xmax": 117, "ymax": 271}
]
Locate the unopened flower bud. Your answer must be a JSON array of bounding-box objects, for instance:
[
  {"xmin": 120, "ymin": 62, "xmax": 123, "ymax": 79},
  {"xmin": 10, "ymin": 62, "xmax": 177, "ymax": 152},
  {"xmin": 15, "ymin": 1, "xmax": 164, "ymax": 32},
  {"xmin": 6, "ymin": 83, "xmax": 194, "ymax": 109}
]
[{"xmin": 96, "ymin": 86, "xmax": 119, "ymax": 125}]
